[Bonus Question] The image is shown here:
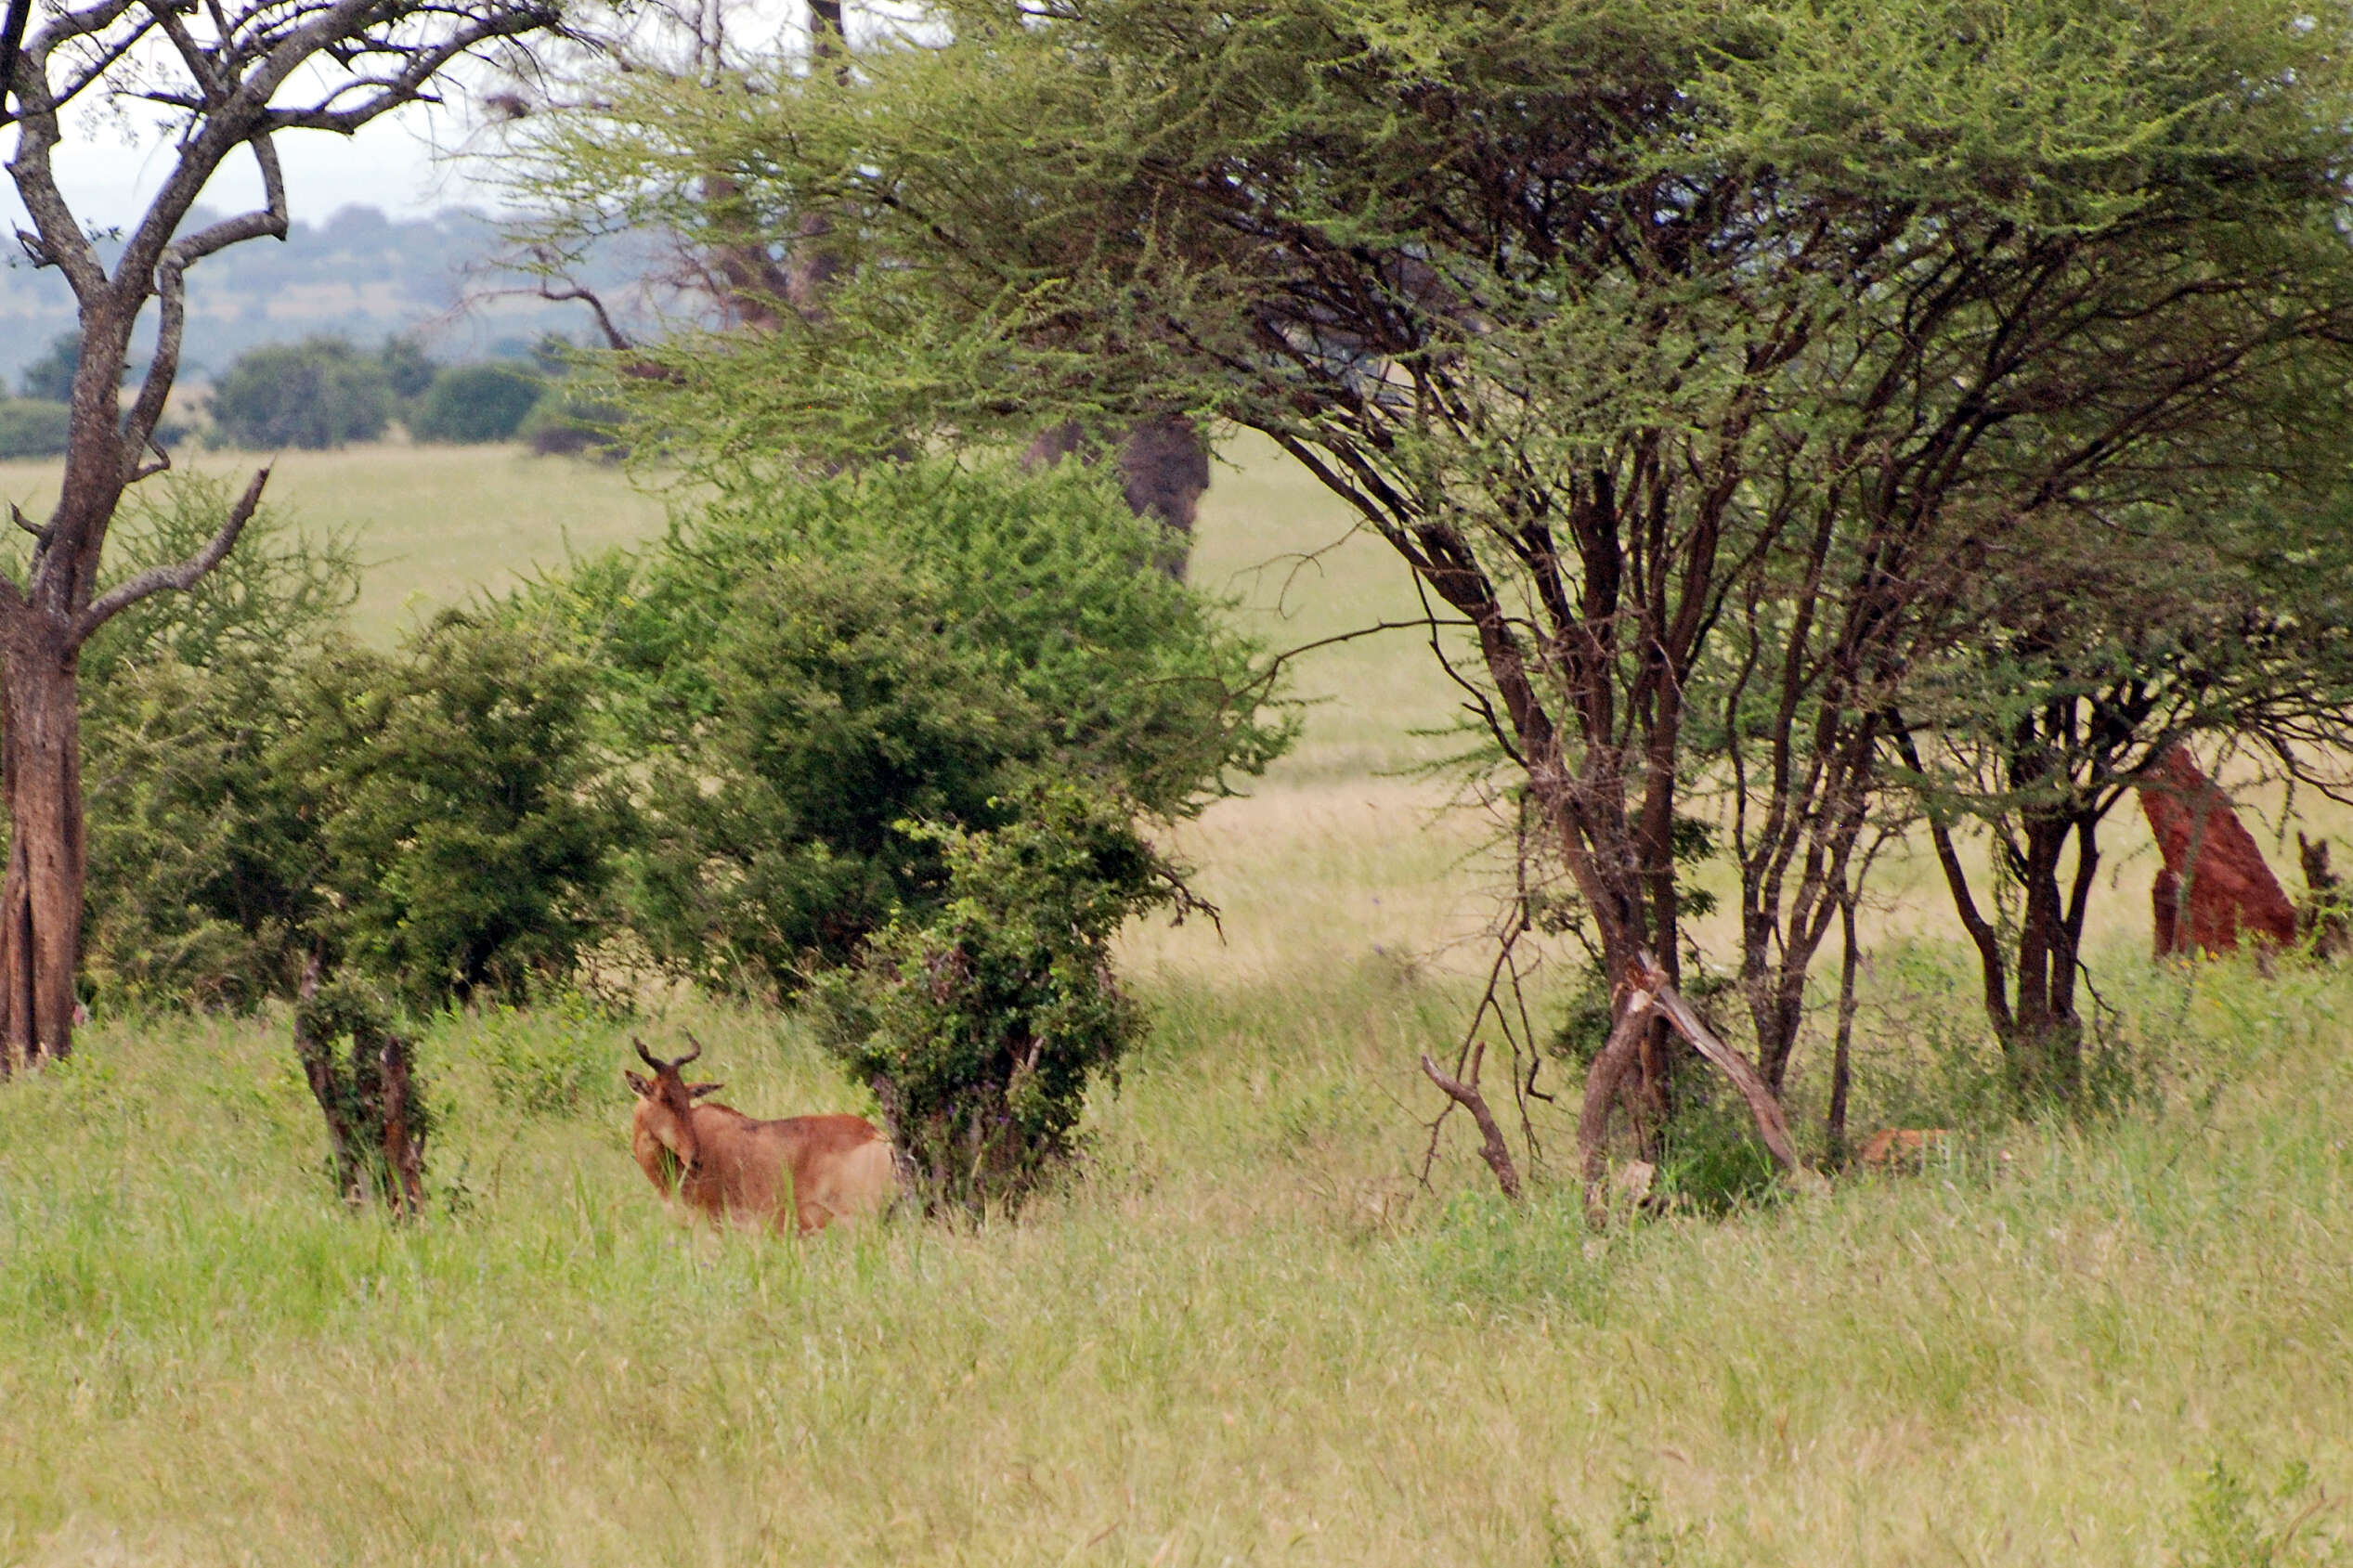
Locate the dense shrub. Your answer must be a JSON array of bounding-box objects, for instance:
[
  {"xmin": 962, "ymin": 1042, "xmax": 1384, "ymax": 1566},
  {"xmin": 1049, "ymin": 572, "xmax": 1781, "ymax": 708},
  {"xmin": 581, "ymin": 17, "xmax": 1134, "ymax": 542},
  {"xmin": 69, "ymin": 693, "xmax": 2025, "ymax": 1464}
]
[
  {"xmin": 82, "ymin": 494, "xmax": 622, "ymax": 1015},
  {"xmin": 410, "ymin": 362, "xmax": 546, "ymax": 444},
  {"xmin": 208, "ymin": 337, "xmax": 394, "ymax": 448},
  {"xmin": 518, "ymin": 390, "xmax": 626, "ymax": 457},
  {"xmin": 0, "ymin": 398, "xmax": 71, "ymax": 459},
  {"xmin": 379, "ymin": 336, "xmax": 438, "ymax": 400},
  {"xmin": 547, "ymin": 459, "xmax": 1287, "ymax": 994},
  {"xmin": 275, "ymin": 613, "xmax": 629, "ymax": 1010},
  {"xmin": 81, "ymin": 475, "xmax": 360, "ymax": 1012},
  {"xmin": 811, "ymin": 784, "xmax": 1186, "ymax": 1214}
]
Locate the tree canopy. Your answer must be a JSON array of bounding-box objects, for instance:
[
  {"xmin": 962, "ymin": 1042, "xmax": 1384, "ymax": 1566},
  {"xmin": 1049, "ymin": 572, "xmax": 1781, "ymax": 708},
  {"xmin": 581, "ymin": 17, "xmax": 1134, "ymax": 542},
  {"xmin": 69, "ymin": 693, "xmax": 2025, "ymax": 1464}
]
[{"xmin": 514, "ymin": 0, "xmax": 2353, "ymax": 1127}]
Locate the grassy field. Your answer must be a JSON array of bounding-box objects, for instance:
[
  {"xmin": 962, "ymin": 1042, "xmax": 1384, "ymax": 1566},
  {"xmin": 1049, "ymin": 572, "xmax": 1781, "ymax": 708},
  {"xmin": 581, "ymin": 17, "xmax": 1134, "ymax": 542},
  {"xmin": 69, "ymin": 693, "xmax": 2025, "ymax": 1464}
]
[{"xmin": 4, "ymin": 441, "xmax": 2353, "ymax": 1565}]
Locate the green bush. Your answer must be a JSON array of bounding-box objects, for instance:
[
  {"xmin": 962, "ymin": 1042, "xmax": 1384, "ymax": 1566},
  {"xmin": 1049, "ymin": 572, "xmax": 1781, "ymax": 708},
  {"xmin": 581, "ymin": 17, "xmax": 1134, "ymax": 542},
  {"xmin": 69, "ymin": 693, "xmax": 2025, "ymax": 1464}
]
[
  {"xmin": 0, "ymin": 398, "xmax": 71, "ymax": 459},
  {"xmin": 80, "ymin": 475, "xmax": 360, "ymax": 1013},
  {"xmin": 276, "ymin": 613, "xmax": 630, "ymax": 1010},
  {"xmin": 519, "ymin": 390, "xmax": 626, "ymax": 458},
  {"xmin": 410, "ymin": 363, "xmax": 546, "ymax": 444},
  {"xmin": 450, "ymin": 991, "xmax": 625, "ymax": 1117},
  {"xmin": 811, "ymin": 784, "xmax": 1185, "ymax": 1214},
  {"xmin": 208, "ymin": 337, "xmax": 394, "ymax": 449},
  {"xmin": 545, "ymin": 458, "xmax": 1288, "ymax": 994}
]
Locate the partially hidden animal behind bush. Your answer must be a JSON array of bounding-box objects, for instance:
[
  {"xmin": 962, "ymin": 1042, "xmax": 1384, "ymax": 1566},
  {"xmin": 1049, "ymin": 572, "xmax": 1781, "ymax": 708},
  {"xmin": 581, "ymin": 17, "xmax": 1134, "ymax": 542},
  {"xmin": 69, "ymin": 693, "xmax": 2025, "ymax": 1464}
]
[{"xmin": 809, "ymin": 783, "xmax": 1198, "ymax": 1216}]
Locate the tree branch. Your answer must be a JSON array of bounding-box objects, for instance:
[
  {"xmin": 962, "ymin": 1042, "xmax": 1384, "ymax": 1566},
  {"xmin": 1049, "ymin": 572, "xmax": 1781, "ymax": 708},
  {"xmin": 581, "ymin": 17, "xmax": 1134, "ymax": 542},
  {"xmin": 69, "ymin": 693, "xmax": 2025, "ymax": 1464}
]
[
  {"xmin": 68, "ymin": 466, "xmax": 269, "ymax": 648},
  {"xmin": 1420, "ymin": 1042, "xmax": 1522, "ymax": 1202}
]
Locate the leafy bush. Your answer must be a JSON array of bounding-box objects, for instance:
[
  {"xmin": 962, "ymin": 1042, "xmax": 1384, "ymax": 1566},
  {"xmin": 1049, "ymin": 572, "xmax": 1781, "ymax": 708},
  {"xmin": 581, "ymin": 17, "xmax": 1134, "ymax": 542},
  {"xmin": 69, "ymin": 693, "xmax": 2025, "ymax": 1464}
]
[
  {"xmin": 519, "ymin": 390, "xmax": 626, "ymax": 458},
  {"xmin": 547, "ymin": 458, "xmax": 1288, "ymax": 994},
  {"xmin": 619, "ymin": 554, "xmax": 1038, "ymax": 989},
  {"xmin": 379, "ymin": 336, "xmax": 438, "ymax": 400},
  {"xmin": 80, "ymin": 475, "xmax": 360, "ymax": 1013},
  {"xmin": 811, "ymin": 784, "xmax": 1186, "ymax": 1214},
  {"xmin": 275, "ymin": 613, "xmax": 630, "ymax": 1010},
  {"xmin": 83, "ymin": 516, "xmax": 625, "ymax": 1016},
  {"xmin": 0, "ymin": 398, "xmax": 71, "ymax": 459},
  {"xmin": 410, "ymin": 363, "xmax": 546, "ymax": 444},
  {"xmin": 451, "ymin": 991, "xmax": 625, "ymax": 1116},
  {"xmin": 208, "ymin": 337, "xmax": 394, "ymax": 449}
]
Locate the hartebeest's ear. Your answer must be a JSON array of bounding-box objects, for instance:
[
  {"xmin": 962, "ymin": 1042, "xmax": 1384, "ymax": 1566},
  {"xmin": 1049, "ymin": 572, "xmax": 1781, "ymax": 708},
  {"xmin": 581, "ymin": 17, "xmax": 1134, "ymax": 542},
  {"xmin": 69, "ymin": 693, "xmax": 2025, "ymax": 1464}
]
[
  {"xmin": 624, "ymin": 1070, "xmax": 654, "ymax": 1098},
  {"xmin": 688, "ymin": 1081, "xmax": 724, "ymax": 1098}
]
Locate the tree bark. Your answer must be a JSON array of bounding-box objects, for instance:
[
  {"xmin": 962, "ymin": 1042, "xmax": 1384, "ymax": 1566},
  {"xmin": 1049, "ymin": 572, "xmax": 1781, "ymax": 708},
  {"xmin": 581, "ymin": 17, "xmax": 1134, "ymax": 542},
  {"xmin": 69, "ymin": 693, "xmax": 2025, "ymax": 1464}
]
[
  {"xmin": 1579, "ymin": 950, "xmax": 1806, "ymax": 1227},
  {"xmin": 0, "ymin": 627, "xmax": 83, "ymax": 1069},
  {"xmin": 1421, "ymin": 1043, "xmax": 1522, "ymax": 1201}
]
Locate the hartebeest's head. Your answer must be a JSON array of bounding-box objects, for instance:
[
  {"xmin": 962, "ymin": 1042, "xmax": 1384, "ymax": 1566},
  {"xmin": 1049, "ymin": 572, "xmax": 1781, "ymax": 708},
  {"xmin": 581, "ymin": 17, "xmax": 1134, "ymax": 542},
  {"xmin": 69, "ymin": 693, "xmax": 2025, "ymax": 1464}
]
[{"xmin": 624, "ymin": 1034, "xmax": 723, "ymax": 1190}]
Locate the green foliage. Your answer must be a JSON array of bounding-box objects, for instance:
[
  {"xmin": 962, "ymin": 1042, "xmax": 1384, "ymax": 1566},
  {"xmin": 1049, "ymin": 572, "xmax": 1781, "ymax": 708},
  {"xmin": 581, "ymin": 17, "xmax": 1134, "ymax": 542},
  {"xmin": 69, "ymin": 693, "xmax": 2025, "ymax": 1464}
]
[
  {"xmin": 208, "ymin": 336, "xmax": 394, "ymax": 449},
  {"xmin": 79, "ymin": 475, "xmax": 361, "ymax": 1013},
  {"xmin": 810, "ymin": 784, "xmax": 1183, "ymax": 1214},
  {"xmin": 17, "ymin": 331, "xmax": 80, "ymax": 402},
  {"xmin": 449, "ymin": 991, "xmax": 626, "ymax": 1117},
  {"xmin": 519, "ymin": 388, "xmax": 626, "ymax": 457},
  {"xmin": 549, "ymin": 458, "xmax": 1286, "ymax": 994},
  {"xmin": 410, "ymin": 362, "xmax": 546, "ymax": 444},
  {"xmin": 1416, "ymin": 1189, "xmax": 1614, "ymax": 1322},
  {"xmin": 2174, "ymin": 1458, "xmax": 2348, "ymax": 1567},
  {"xmin": 0, "ymin": 397, "xmax": 70, "ymax": 459},
  {"xmin": 378, "ymin": 336, "xmax": 438, "ymax": 401},
  {"xmin": 277, "ymin": 613, "xmax": 628, "ymax": 1011}
]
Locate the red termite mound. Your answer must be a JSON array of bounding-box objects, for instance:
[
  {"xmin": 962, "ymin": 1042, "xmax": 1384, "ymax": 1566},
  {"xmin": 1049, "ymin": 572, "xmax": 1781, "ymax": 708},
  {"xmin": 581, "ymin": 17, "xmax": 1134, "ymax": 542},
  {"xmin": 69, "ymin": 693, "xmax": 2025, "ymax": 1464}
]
[{"xmin": 2137, "ymin": 747, "xmax": 2298, "ymax": 957}]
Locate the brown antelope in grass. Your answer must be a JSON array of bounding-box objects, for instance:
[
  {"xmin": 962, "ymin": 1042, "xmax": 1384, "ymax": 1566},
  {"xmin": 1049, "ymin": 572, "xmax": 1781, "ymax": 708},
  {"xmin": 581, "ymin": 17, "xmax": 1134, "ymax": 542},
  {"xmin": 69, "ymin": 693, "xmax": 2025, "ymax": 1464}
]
[
  {"xmin": 1857, "ymin": 1127, "xmax": 1955, "ymax": 1173},
  {"xmin": 624, "ymin": 1034, "xmax": 900, "ymax": 1234}
]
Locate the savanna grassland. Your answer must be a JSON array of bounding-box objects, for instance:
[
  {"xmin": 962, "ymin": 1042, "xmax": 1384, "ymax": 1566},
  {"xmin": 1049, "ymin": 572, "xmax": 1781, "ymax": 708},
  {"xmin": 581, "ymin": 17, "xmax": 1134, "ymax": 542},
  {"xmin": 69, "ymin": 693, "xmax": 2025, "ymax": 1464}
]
[{"xmin": 3, "ymin": 440, "xmax": 2352, "ymax": 1565}]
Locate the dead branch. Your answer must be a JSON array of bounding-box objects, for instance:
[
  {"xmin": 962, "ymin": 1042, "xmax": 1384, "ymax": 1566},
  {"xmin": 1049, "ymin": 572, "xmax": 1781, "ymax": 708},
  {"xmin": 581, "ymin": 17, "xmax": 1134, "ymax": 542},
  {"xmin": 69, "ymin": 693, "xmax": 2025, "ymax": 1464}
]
[{"xmin": 1420, "ymin": 1041, "xmax": 1521, "ymax": 1201}]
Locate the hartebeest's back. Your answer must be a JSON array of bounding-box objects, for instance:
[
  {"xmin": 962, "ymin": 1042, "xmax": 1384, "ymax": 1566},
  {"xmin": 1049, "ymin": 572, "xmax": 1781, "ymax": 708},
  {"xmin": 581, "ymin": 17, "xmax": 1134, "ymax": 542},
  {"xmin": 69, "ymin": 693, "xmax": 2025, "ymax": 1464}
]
[{"xmin": 624, "ymin": 1036, "xmax": 899, "ymax": 1234}]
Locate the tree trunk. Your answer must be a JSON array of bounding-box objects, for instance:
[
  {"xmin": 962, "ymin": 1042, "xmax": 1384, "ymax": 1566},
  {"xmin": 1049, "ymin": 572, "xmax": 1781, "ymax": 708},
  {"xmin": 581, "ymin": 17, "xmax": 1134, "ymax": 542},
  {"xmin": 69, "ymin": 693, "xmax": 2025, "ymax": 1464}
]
[
  {"xmin": 2005, "ymin": 810, "xmax": 2092, "ymax": 1101},
  {"xmin": 1826, "ymin": 893, "xmax": 1859, "ymax": 1163},
  {"xmin": 0, "ymin": 628, "xmax": 84, "ymax": 1070}
]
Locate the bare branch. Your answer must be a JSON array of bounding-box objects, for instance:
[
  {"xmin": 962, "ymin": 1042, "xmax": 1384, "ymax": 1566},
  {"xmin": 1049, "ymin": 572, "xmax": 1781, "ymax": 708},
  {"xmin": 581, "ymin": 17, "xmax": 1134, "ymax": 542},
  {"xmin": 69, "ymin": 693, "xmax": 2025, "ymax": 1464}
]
[
  {"xmin": 68, "ymin": 466, "xmax": 269, "ymax": 648},
  {"xmin": 1420, "ymin": 1043, "xmax": 1522, "ymax": 1202},
  {"xmin": 123, "ymin": 134, "xmax": 288, "ymax": 464},
  {"xmin": 538, "ymin": 279, "xmax": 637, "ymax": 351}
]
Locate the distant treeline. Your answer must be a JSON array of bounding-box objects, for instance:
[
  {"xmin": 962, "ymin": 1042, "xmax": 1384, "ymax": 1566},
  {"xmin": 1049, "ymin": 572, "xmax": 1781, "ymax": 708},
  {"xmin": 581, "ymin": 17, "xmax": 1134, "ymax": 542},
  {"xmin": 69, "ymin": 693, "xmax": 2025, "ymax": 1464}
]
[{"xmin": 0, "ymin": 203, "xmax": 653, "ymax": 387}]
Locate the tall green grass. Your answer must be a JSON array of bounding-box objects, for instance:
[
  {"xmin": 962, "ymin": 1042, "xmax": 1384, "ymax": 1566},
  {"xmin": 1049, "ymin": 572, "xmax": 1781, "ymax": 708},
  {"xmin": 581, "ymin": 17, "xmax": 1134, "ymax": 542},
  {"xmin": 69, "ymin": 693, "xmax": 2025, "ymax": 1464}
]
[
  {"xmin": 4, "ymin": 438, "xmax": 2352, "ymax": 1563},
  {"xmin": 4, "ymin": 952, "xmax": 2351, "ymax": 1564}
]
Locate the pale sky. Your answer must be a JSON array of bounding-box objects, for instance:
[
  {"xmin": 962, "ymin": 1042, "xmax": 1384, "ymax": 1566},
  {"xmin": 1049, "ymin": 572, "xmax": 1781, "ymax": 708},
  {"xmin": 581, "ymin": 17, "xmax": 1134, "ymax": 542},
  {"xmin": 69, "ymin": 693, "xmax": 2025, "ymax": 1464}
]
[{"xmin": 3, "ymin": 103, "xmax": 500, "ymax": 236}]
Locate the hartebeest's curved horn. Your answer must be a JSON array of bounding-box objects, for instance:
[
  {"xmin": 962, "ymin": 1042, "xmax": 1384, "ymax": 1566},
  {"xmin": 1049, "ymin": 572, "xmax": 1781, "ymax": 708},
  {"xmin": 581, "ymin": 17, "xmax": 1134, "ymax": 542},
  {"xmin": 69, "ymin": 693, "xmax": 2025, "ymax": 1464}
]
[
  {"xmin": 675, "ymin": 1030, "xmax": 705, "ymax": 1069},
  {"xmin": 634, "ymin": 1036, "xmax": 664, "ymax": 1072}
]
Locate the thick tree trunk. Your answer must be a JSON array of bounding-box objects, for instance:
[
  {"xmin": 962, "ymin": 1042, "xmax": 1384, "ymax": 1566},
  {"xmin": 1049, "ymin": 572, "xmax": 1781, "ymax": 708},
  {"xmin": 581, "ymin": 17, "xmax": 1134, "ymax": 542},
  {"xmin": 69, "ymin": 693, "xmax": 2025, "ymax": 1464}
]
[{"xmin": 0, "ymin": 628, "xmax": 84, "ymax": 1070}]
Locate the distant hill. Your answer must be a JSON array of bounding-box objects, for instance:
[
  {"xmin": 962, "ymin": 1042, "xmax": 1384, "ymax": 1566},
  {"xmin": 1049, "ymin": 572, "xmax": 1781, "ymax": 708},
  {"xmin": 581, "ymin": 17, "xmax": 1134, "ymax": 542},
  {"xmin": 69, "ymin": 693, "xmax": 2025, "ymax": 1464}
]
[{"xmin": 0, "ymin": 205, "xmax": 661, "ymax": 386}]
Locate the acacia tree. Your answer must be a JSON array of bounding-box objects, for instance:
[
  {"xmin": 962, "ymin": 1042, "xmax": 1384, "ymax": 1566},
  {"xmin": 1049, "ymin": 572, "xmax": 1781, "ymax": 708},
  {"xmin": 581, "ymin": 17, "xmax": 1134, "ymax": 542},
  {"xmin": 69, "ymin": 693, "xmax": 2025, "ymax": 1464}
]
[
  {"xmin": 1891, "ymin": 485, "xmax": 2353, "ymax": 1096},
  {"xmin": 517, "ymin": 0, "xmax": 2353, "ymax": 1149},
  {"xmin": 0, "ymin": 0, "xmax": 556, "ymax": 1068}
]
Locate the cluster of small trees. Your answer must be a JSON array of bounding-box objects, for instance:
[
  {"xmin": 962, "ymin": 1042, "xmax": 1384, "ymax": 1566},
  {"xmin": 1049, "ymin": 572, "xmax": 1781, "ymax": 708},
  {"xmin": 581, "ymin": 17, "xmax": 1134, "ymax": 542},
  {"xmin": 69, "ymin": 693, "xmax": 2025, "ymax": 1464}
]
[
  {"xmin": 76, "ymin": 460, "xmax": 1281, "ymax": 1212},
  {"xmin": 510, "ymin": 0, "xmax": 2353, "ymax": 1186},
  {"xmin": 204, "ymin": 334, "xmax": 590, "ymax": 450}
]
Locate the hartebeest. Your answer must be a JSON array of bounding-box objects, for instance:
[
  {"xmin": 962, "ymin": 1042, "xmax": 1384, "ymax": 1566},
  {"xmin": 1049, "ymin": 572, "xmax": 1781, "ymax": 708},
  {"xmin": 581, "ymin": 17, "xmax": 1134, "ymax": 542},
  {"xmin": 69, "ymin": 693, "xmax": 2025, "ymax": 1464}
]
[{"xmin": 624, "ymin": 1034, "xmax": 899, "ymax": 1234}]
